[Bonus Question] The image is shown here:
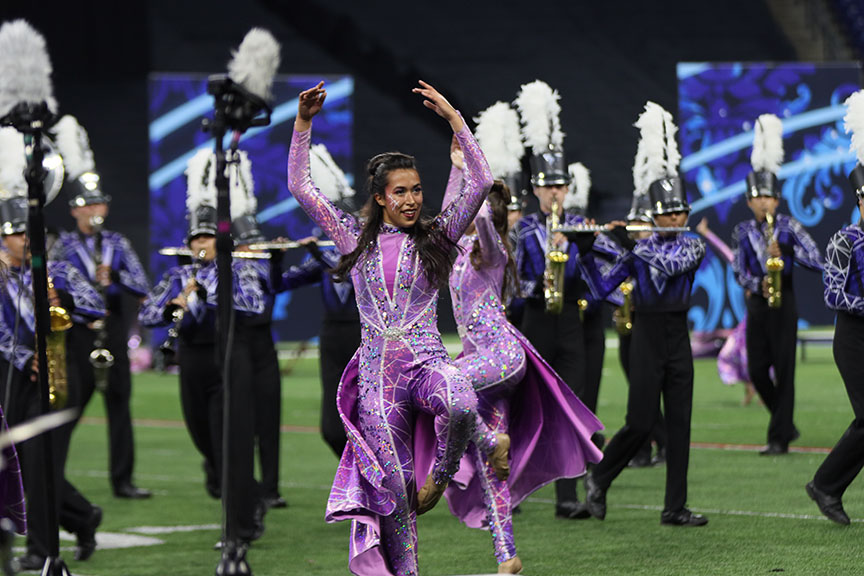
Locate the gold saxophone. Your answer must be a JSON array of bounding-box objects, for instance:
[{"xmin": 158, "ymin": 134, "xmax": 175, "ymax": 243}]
[
  {"xmin": 764, "ymin": 212, "xmax": 784, "ymax": 308},
  {"xmin": 613, "ymin": 281, "xmax": 634, "ymax": 335},
  {"xmin": 47, "ymin": 276, "xmax": 72, "ymax": 409},
  {"xmin": 544, "ymin": 199, "xmax": 569, "ymax": 314}
]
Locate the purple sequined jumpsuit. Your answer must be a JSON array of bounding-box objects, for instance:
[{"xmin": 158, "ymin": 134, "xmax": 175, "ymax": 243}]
[
  {"xmin": 288, "ymin": 121, "xmax": 494, "ymax": 576},
  {"xmin": 444, "ymin": 166, "xmax": 524, "ymax": 563}
]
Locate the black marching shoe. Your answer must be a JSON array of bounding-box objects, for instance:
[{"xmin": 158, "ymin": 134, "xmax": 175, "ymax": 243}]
[
  {"xmin": 15, "ymin": 553, "xmax": 45, "ymax": 572},
  {"xmin": 759, "ymin": 442, "xmax": 788, "ymax": 456},
  {"xmin": 114, "ymin": 482, "xmax": 152, "ymax": 499},
  {"xmin": 263, "ymin": 494, "xmax": 288, "ymax": 510},
  {"xmin": 75, "ymin": 505, "xmax": 103, "ymax": 561},
  {"xmin": 661, "ymin": 508, "xmax": 708, "ymax": 527},
  {"xmin": 806, "ymin": 481, "xmax": 850, "ymax": 525},
  {"xmin": 555, "ymin": 500, "xmax": 590, "ymax": 519},
  {"xmin": 584, "ymin": 474, "xmax": 607, "ymax": 520}
]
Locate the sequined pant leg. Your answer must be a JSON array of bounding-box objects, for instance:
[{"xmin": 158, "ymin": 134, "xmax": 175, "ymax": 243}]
[
  {"xmin": 413, "ymin": 361, "xmax": 479, "ymax": 485},
  {"xmin": 357, "ymin": 367, "xmax": 419, "ymax": 575},
  {"xmin": 457, "ymin": 344, "xmax": 526, "ymax": 453},
  {"xmin": 473, "ymin": 394, "xmax": 517, "ymax": 563}
]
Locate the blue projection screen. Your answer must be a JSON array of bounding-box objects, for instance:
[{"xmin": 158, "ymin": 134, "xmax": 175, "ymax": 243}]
[
  {"xmin": 148, "ymin": 73, "xmax": 353, "ymax": 341},
  {"xmin": 678, "ymin": 62, "xmax": 861, "ymax": 331}
]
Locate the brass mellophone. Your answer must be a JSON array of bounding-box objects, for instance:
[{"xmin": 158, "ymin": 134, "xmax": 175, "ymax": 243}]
[
  {"xmin": 158, "ymin": 247, "xmax": 271, "ymax": 260},
  {"xmin": 247, "ymin": 240, "xmax": 335, "ymax": 250},
  {"xmin": 553, "ymin": 225, "xmax": 692, "ymax": 235}
]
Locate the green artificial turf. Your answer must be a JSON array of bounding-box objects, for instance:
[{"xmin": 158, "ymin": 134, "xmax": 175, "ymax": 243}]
[{"xmin": 49, "ymin": 334, "xmax": 863, "ymax": 575}]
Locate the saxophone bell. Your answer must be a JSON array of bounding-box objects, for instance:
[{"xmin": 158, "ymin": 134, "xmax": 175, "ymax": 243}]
[
  {"xmin": 764, "ymin": 213, "xmax": 784, "ymax": 309},
  {"xmin": 47, "ymin": 276, "xmax": 72, "ymax": 409},
  {"xmin": 543, "ymin": 199, "xmax": 568, "ymax": 314}
]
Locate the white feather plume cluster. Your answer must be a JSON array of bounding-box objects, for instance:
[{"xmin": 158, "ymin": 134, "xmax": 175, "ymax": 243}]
[
  {"xmin": 52, "ymin": 115, "xmax": 96, "ymax": 181},
  {"xmin": 473, "ymin": 102, "xmax": 524, "ymax": 178},
  {"xmin": 310, "ymin": 144, "xmax": 354, "ymax": 202},
  {"xmin": 184, "ymin": 149, "xmax": 256, "ymax": 220},
  {"xmin": 565, "ymin": 163, "xmax": 591, "ymax": 210},
  {"xmin": 0, "ymin": 20, "xmax": 56, "ymax": 117},
  {"xmin": 845, "ymin": 90, "xmax": 864, "ymax": 165},
  {"xmin": 632, "ymin": 101, "xmax": 680, "ymax": 195},
  {"xmin": 228, "ymin": 28, "xmax": 281, "ymax": 101},
  {"xmin": 514, "ymin": 80, "xmax": 564, "ymax": 155},
  {"xmin": 229, "ymin": 151, "xmax": 256, "ymax": 220},
  {"xmin": 750, "ymin": 113, "xmax": 784, "ymax": 174},
  {"xmin": 0, "ymin": 127, "xmax": 26, "ymax": 196},
  {"xmin": 185, "ymin": 149, "xmax": 217, "ymax": 213}
]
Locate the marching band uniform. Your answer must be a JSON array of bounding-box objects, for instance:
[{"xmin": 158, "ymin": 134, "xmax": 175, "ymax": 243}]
[
  {"xmin": 731, "ymin": 114, "xmax": 822, "ymax": 455},
  {"xmin": 49, "ymin": 115, "xmax": 151, "ymax": 498},
  {"xmin": 513, "ymin": 81, "xmax": 601, "ymax": 517},
  {"xmin": 289, "ymin": 116, "xmax": 493, "ymax": 576},
  {"xmin": 806, "ymin": 94, "xmax": 864, "ymax": 524},
  {"xmin": 582, "ymin": 103, "xmax": 708, "ymax": 526},
  {"xmin": 0, "ymin": 186, "xmax": 103, "ymax": 566}
]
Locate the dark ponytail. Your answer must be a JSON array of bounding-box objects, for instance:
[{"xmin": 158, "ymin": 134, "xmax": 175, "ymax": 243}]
[{"xmin": 331, "ymin": 152, "xmax": 458, "ymax": 288}]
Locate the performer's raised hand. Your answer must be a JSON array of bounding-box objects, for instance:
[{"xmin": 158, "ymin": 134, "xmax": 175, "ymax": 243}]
[
  {"xmin": 413, "ymin": 80, "xmax": 463, "ymax": 133},
  {"xmin": 296, "ymin": 81, "xmax": 327, "ymax": 130}
]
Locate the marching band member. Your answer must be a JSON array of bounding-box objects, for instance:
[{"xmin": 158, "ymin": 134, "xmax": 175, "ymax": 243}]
[
  {"xmin": 731, "ymin": 114, "xmax": 822, "ymax": 455},
  {"xmin": 49, "ymin": 115, "xmax": 152, "ymax": 498},
  {"xmin": 0, "ymin": 130, "xmax": 103, "ymax": 567},
  {"xmin": 580, "ymin": 102, "xmax": 708, "ymax": 527},
  {"xmin": 513, "ymin": 80, "xmax": 602, "ymax": 518},
  {"xmin": 139, "ymin": 149, "xmax": 268, "ymax": 544},
  {"xmin": 806, "ymin": 91, "xmax": 864, "ymax": 524}
]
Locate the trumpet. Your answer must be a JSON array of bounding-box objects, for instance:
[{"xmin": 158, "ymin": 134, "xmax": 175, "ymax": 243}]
[
  {"xmin": 160, "ymin": 249, "xmax": 206, "ymax": 366},
  {"xmin": 247, "ymin": 240, "xmax": 335, "ymax": 251},
  {"xmin": 47, "ymin": 276, "xmax": 72, "ymax": 409},
  {"xmin": 89, "ymin": 216, "xmax": 115, "ymax": 392},
  {"xmin": 764, "ymin": 213, "xmax": 784, "ymax": 308},
  {"xmin": 158, "ymin": 247, "xmax": 271, "ymax": 260},
  {"xmin": 544, "ymin": 199, "xmax": 568, "ymax": 314},
  {"xmin": 553, "ymin": 224, "xmax": 691, "ymax": 235}
]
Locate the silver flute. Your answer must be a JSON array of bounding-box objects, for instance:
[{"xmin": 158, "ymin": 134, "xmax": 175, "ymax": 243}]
[
  {"xmin": 158, "ymin": 247, "xmax": 271, "ymax": 260},
  {"xmin": 553, "ymin": 225, "xmax": 692, "ymax": 234},
  {"xmin": 247, "ymin": 240, "xmax": 335, "ymax": 250}
]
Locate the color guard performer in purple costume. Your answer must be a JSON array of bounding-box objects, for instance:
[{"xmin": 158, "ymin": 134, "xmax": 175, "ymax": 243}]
[
  {"xmin": 581, "ymin": 103, "xmax": 709, "ymax": 527},
  {"xmin": 441, "ymin": 102, "xmax": 603, "ymax": 574},
  {"xmin": 732, "ymin": 114, "xmax": 822, "ymax": 456},
  {"xmin": 288, "ymin": 80, "xmax": 495, "ymax": 576},
  {"xmin": 806, "ymin": 90, "xmax": 864, "ymax": 525}
]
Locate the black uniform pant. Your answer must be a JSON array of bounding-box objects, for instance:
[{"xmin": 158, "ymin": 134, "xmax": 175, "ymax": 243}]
[
  {"xmin": 0, "ymin": 358, "xmax": 94, "ymax": 558},
  {"xmin": 581, "ymin": 307, "xmax": 605, "ymax": 414},
  {"xmin": 318, "ymin": 317, "xmax": 361, "ymax": 457},
  {"xmin": 70, "ymin": 319, "xmax": 136, "ymax": 489},
  {"xmin": 251, "ymin": 325, "xmax": 281, "ymax": 499},
  {"xmin": 178, "ymin": 342, "xmax": 223, "ymax": 488},
  {"xmin": 814, "ymin": 312, "xmax": 864, "ymax": 497},
  {"xmin": 592, "ymin": 311, "xmax": 694, "ymax": 513},
  {"xmin": 619, "ymin": 317, "xmax": 667, "ymax": 458},
  {"xmin": 522, "ymin": 299, "xmax": 585, "ymax": 505},
  {"xmin": 746, "ymin": 289, "xmax": 798, "ymax": 444}
]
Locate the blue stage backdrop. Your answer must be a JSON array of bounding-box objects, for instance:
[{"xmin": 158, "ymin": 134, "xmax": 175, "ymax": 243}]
[
  {"xmin": 148, "ymin": 73, "xmax": 353, "ymax": 341},
  {"xmin": 678, "ymin": 62, "xmax": 861, "ymax": 331}
]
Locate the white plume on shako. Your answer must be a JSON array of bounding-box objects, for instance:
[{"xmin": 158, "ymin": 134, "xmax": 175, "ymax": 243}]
[
  {"xmin": 514, "ymin": 80, "xmax": 564, "ymax": 155},
  {"xmin": 566, "ymin": 163, "xmax": 591, "ymax": 211},
  {"xmin": 844, "ymin": 90, "xmax": 864, "ymax": 165},
  {"xmin": 750, "ymin": 113, "xmax": 784, "ymax": 175},
  {"xmin": 0, "ymin": 127, "xmax": 27, "ymax": 196},
  {"xmin": 309, "ymin": 144, "xmax": 355, "ymax": 203},
  {"xmin": 0, "ymin": 19, "xmax": 56, "ymax": 118},
  {"xmin": 227, "ymin": 28, "xmax": 282, "ymax": 101},
  {"xmin": 473, "ymin": 102, "xmax": 524, "ymax": 179},
  {"xmin": 633, "ymin": 102, "xmax": 680, "ymax": 195},
  {"xmin": 52, "ymin": 116, "xmax": 97, "ymax": 182}
]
